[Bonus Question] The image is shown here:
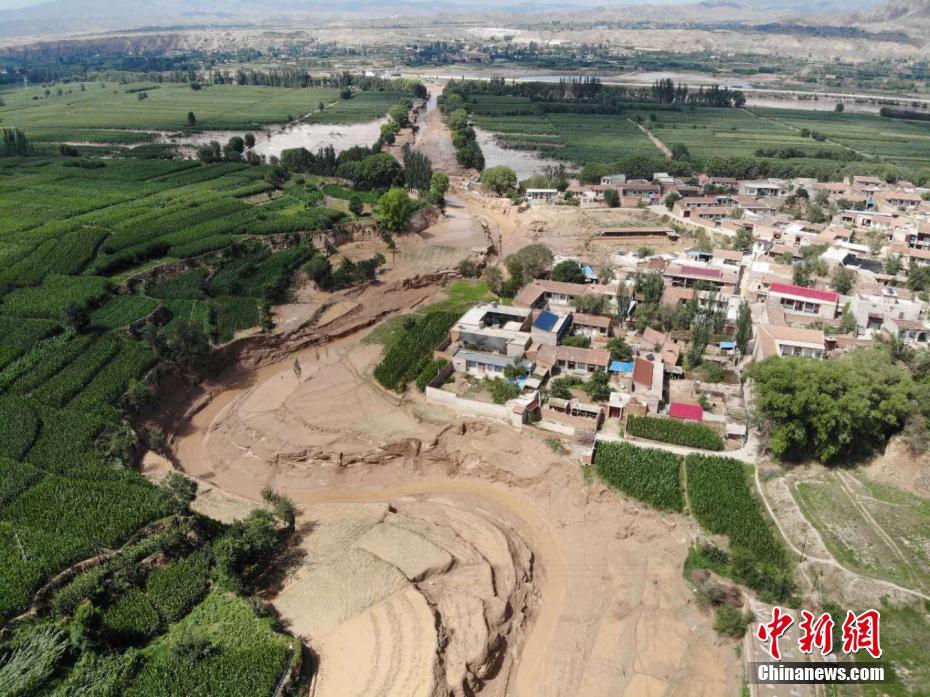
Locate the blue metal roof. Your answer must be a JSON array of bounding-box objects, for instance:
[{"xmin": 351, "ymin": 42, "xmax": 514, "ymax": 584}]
[
  {"xmin": 719, "ymin": 341, "xmax": 736, "ymax": 349},
  {"xmin": 582, "ymin": 265, "xmax": 597, "ymax": 280},
  {"xmin": 609, "ymin": 360, "xmax": 635, "ymax": 374},
  {"xmin": 533, "ymin": 310, "xmax": 559, "ymax": 332}
]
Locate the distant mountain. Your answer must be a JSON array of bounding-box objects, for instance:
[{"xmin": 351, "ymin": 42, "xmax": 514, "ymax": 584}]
[
  {"xmin": 0, "ymin": 0, "xmax": 896, "ymax": 41},
  {"xmin": 851, "ymin": 0, "xmax": 930, "ymax": 24}
]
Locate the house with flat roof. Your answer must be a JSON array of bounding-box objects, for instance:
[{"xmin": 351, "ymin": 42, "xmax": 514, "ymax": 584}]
[
  {"xmin": 530, "ymin": 309, "xmax": 571, "ymax": 346},
  {"xmin": 851, "ymin": 286, "xmax": 925, "ymax": 333},
  {"xmin": 739, "ymin": 179, "xmax": 787, "ymax": 198},
  {"xmin": 884, "ymin": 317, "xmax": 930, "ymax": 346},
  {"xmin": 449, "ymin": 303, "xmax": 532, "ymax": 358},
  {"xmin": 526, "ymin": 188, "xmax": 558, "ymax": 205}
]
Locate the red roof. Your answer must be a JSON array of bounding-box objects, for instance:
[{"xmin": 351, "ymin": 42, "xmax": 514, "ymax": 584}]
[
  {"xmin": 633, "ymin": 357, "xmax": 654, "ymax": 387},
  {"xmin": 678, "ymin": 265, "xmax": 723, "ymax": 279},
  {"xmin": 769, "ymin": 282, "xmax": 838, "ymax": 304},
  {"xmin": 669, "ymin": 402, "xmax": 704, "ymax": 422}
]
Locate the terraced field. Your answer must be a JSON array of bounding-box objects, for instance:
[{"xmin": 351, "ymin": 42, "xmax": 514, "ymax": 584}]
[{"xmin": 0, "ymin": 81, "xmax": 341, "ymax": 133}]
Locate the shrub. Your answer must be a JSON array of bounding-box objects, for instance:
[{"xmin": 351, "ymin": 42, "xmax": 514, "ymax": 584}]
[
  {"xmin": 594, "ymin": 441, "xmax": 684, "ymax": 512},
  {"xmin": 487, "ymin": 378, "xmax": 521, "ymax": 404},
  {"xmin": 714, "ymin": 605, "xmax": 753, "ymax": 639},
  {"xmin": 626, "ymin": 414, "xmax": 724, "ymax": 450}
]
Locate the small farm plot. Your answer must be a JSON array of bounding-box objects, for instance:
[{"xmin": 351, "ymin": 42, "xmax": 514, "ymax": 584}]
[
  {"xmin": 594, "ymin": 441, "xmax": 684, "ymax": 512},
  {"xmin": 685, "ymin": 454, "xmax": 792, "ymax": 601}
]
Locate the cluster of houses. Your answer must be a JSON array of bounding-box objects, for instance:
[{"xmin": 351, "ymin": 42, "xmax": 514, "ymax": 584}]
[{"xmin": 426, "ymin": 173, "xmax": 930, "ymax": 444}]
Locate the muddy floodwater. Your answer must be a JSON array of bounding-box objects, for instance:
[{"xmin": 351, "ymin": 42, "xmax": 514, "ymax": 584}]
[
  {"xmin": 162, "ymin": 118, "xmax": 386, "ymax": 159},
  {"xmin": 474, "ymin": 126, "xmax": 565, "ymax": 181}
]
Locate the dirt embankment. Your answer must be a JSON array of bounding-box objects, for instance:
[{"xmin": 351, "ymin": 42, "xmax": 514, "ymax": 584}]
[{"xmin": 155, "ymin": 315, "xmax": 741, "ymax": 697}]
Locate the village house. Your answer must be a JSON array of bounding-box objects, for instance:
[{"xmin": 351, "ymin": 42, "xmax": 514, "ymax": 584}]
[
  {"xmin": 850, "ymin": 285, "xmax": 926, "ymax": 333},
  {"xmin": 571, "ymin": 312, "xmax": 614, "ymax": 339},
  {"xmin": 739, "ymin": 179, "xmax": 788, "ymax": 198},
  {"xmin": 525, "ymin": 188, "xmax": 558, "ymax": 205},
  {"xmin": 662, "ymin": 261, "xmax": 741, "ymax": 293},
  {"xmin": 536, "ymin": 344, "xmax": 611, "ymax": 378},
  {"xmin": 753, "ymin": 324, "xmax": 827, "ymax": 360},
  {"xmin": 884, "ymin": 317, "xmax": 930, "ymax": 346},
  {"xmin": 761, "ymin": 282, "xmax": 840, "ymax": 320}
]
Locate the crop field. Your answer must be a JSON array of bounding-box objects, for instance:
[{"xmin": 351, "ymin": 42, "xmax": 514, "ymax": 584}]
[
  {"xmin": 626, "ymin": 414, "xmax": 724, "ymax": 450},
  {"xmin": 593, "ymin": 441, "xmax": 684, "ymax": 512},
  {"xmin": 0, "ymin": 82, "xmax": 341, "ymax": 132},
  {"xmin": 472, "ymin": 104, "xmax": 659, "ymax": 165},
  {"xmin": 792, "ymin": 470, "xmax": 930, "ymax": 595},
  {"xmin": 126, "ymin": 591, "xmax": 293, "ymax": 697},
  {"xmin": 685, "ymin": 454, "xmax": 793, "ymax": 601},
  {"xmin": 0, "ymin": 155, "xmax": 363, "ymax": 624},
  {"xmin": 304, "ymin": 90, "xmax": 404, "ymax": 125},
  {"xmin": 754, "ymin": 107, "xmax": 930, "ymax": 169},
  {"xmin": 466, "ymin": 93, "xmax": 930, "ymax": 171}
]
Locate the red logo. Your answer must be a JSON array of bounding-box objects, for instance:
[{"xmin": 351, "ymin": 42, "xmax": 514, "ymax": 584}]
[
  {"xmin": 756, "ymin": 607, "xmax": 882, "ymax": 660},
  {"xmin": 756, "ymin": 606, "xmax": 794, "ymax": 660},
  {"xmin": 798, "ymin": 610, "xmax": 834, "ymax": 656},
  {"xmin": 842, "ymin": 609, "xmax": 882, "ymax": 659}
]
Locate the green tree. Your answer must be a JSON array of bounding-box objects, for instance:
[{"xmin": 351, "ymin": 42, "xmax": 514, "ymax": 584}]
[
  {"xmin": 884, "ymin": 253, "xmax": 903, "ymax": 276},
  {"xmin": 429, "ymin": 172, "xmax": 450, "ymax": 201},
  {"xmin": 664, "ymin": 192, "xmax": 681, "ymax": 210},
  {"xmin": 551, "ymin": 260, "xmax": 586, "ymax": 283},
  {"xmin": 482, "ymin": 265, "xmax": 504, "ymax": 295},
  {"xmin": 186, "ymin": 111, "xmax": 197, "ymax": 128},
  {"xmin": 634, "ymin": 272, "xmax": 664, "ymax": 305},
  {"xmin": 582, "ymin": 370, "xmax": 611, "ymax": 402},
  {"xmin": 670, "ymin": 143, "xmax": 691, "ymax": 160},
  {"xmin": 748, "ymin": 349, "xmax": 912, "ymax": 463},
  {"xmin": 907, "ymin": 264, "xmax": 930, "ymax": 292},
  {"xmin": 579, "ymin": 163, "xmax": 608, "ymax": 184},
  {"xmin": 607, "ymin": 336, "xmax": 633, "ymax": 361},
  {"xmin": 487, "ymin": 378, "xmax": 521, "ymax": 404},
  {"xmin": 733, "ymin": 228, "xmax": 754, "ymax": 253},
  {"xmin": 94, "ymin": 420, "xmax": 138, "ymax": 467},
  {"xmin": 377, "ymin": 187, "xmax": 416, "ymax": 233},
  {"xmin": 573, "ymin": 294, "xmax": 610, "ymax": 316},
  {"xmin": 735, "ymin": 301, "xmax": 752, "ymax": 355},
  {"xmin": 831, "ymin": 266, "xmax": 855, "ymax": 295},
  {"xmin": 562, "ymin": 335, "xmax": 592, "ymax": 348},
  {"xmin": 354, "ymin": 153, "xmax": 404, "ymax": 190},
  {"xmin": 603, "ymin": 188, "xmax": 620, "ymax": 208},
  {"xmin": 62, "ymin": 302, "xmax": 89, "ymax": 333},
  {"xmin": 503, "ymin": 359, "xmax": 529, "ymax": 381},
  {"xmin": 149, "ymin": 319, "xmax": 211, "ymax": 373},
  {"xmin": 348, "ymin": 195, "xmax": 365, "ymax": 216},
  {"xmin": 506, "ymin": 244, "xmax": 553, "ymax": 283},
  {"xmin": 388, "ymin": 103, "xmax": 410, "ymax": 127},
  {"xmin": 480, "ymin": 166, "xmax": 518, "ymax": 195},
  {"xmin": 244, "ymin": 132, "xmax": 256, "ymax": 148}
]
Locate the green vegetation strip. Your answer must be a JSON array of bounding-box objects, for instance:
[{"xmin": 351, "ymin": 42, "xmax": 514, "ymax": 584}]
[{"xmin": 627, "ymin": 414, "xmax": 724, "ymax": 451}]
